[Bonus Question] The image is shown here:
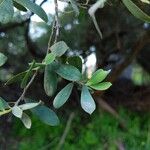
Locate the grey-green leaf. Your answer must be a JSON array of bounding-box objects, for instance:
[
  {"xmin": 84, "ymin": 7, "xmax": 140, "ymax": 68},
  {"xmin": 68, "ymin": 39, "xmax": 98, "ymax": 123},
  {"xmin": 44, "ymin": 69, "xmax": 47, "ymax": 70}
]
[
  {"xmin": 0, "ymin": 0, "xmax": 4, "ymax": 5},
  {"xmin": 89, "ymin": 82, "xmax": 112, "ymax": 91},
  {"xmin": 12, "ymin": 106, "xmax": 23, "ymax": 118},
  {"xmin": 81, "ymin": 85, "xmax": 96, "ymax": 114},
  {"xmin": 53, "ymin": 83, "xmax": 74, "ymax": 109},
  {"xmin": 44, "ymin": 63, "xmax": 58, "ymax": 96},
  {"xmin": 21, "ymin": 60, "xmax": 35, "ymax": 88},
  {"xmin": 67, "ymin": 56, "xmax": 82, "ymax": 72},
  {"xmin": 14, "ymin": 0, "xmax": 48, "ymax": 22},
  {"xmin": 0, "ymin": 0, "xmax": 14, "ymax": 23},
  {"xmin": 51, "ymin": 41, "xmax": 69, "ymax": 57},
  {"xmin": 122, "ymin": 0, "xmax": 150, "ymax": 23},
  {"xmin": 31, "ymin": 105, "xmax": 60, "ymax": 126},
  {"xmin": 21, "ymin": 113, "xmax": 31, "ymax": 129},
  {"xmin": 0, "ymin": 97, "xmax": 9, "ymax": 111},
  {"xmin": 13, "ymin": 1, "xmax": 27, "ymax": 11},
  {"xmin": 55, "ymin": 64, "xmax": 82, "ymax": 81},
  {"xmin": 19, "ymin": 102, "xmax": 40, "ymax": 110},
  {"xmin": 45, "ymin": 53, "xmax": 56, "ymax": 65},
  {"xmin": 0, "ymin": 53, "xmax": 7, "ymax": 67},
  {"xmin": 87, "ymin": 69, "xmax": 111, "ymax": 86}
]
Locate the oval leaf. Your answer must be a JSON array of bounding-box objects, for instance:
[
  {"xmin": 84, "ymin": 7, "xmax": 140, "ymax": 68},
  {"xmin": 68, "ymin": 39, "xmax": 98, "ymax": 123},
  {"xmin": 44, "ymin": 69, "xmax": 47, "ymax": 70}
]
[
  {"xmin": 53, "ymin": 83, "xmax": 74, "ymax": 109},
  {"xmin": 21, "ymin": 113, "xmax": 32, "ymax": 129},
  {"xmin": 44, "ymin": 64, "xmax": 58, "ymax": 96},
  {"xmin": 89, "ymin": 82, "xmax": 112, "ymax": 91},
  {"xmin": 0, "ymin": 53, "xmax": 7, "ymax": 67},
  {"xmin": 122, "ymin": 0, "xmax": 150, "ymax": 23},
  {"xmin": 81, "ymin": 85, "xmax": 96, "ymax": 114},
  {"xmin": 19, "ymin": 102, "xmax": 41, "ymax": 110},
  {"xmin": 55, "ymin": 64, "xmax": 82, "ymax": 81},
  {"xmin": 87, "ymin": 69, "xmax": 111, "ymax": 86},
  {"xmin": 45, "ymin": 53, "xmax": 56, "ymax": 65},
  {"xmin": 12, "ymin": 106, "xmax": 23, "ymax": 118},
  {"xmin": 14, "ymin": 0, "xmax": 48, "ymax": 22},
  {"xmin": 31, "ymin": 105, "xmax": 60, "ymax": 126},
  {"xmin": 51, "ymin": 41, "xmax": 69, "ymax": 57},
  {"xmin": 0, "ymin": 97, "xmax": 9, "ymax": 111}
]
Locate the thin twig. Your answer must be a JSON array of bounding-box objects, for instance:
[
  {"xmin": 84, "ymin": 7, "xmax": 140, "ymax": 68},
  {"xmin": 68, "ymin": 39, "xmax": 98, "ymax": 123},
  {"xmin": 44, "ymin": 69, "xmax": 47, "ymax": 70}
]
[
  {"xmin": 56, "ymin": 112, "xmax": 75, "ymax": 150},
  {"xmin": 15, "ymin": 69, "xmax": 38, "ymax": 105},
  {"xmin": 54, "ymin": 0, "xmax": 60, "ymax": 43}
]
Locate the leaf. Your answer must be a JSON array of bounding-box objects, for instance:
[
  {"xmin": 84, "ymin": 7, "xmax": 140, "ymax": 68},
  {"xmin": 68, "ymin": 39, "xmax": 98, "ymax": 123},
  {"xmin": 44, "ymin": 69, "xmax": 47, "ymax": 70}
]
[
  {"xmin": 14, "ymin": 0, "xmax": 48, "ymax": 22},
  {"xmin": 12, "ymin": 106, "xmax": 23, "ymax": 118},
  {"xmin": 13, "ymin": 1, "xmax": 27, "ymax": 11},
  {"xmin": 19, "ymin": 102, "xmax": 41, "ymax": 110},
  {"xmin": 44, "ymin": 63, "xmax": 58, "ymax": 96},
  {"xmin": 0, "ymin": 0, "xmax": 14, "ymax": 23},
  {"xmin": 55, "ymin": 64, "xmax": 82, "ymax": 81},
  {"xmin": 0, "ymin": 97, "xmax": 9, "ymax": 111},
  {"xmin": 69, "ymin": 0, "xmax": 79, "ymax": 16},
  {"xmin": 45, "ymin": 53, "xmax": 56, "ymax": 65},
  {"xmin": 89, "ymin": 82, "xmax": 112, "ymax": 91},
  {"xmin": 0, "ymin": 53, "xmax": 7, "ymax": 67},
  {"xmin": 5, "ymin": 71, "xmax": 27, "ymax": 85},
  {"xmin": 21, "ymin": 113, "xmax": 31, "ymax": 129},
  {"xmin": 51, "ymin": 41, "xmax": 69, "ymax": 57},
  {"xmin": 67, "ymin": 56, "xmax": 82, "ymax": 72},
  {"xmin": 21, "ymin": 60, "xmax": 35, "ymax": 88},
  {"xmin": 86, "ymin": 69, "xmax": 111, "ymax": 86},
  {"xmin": 53, "ymin": 83, "xmax": 74, "ymax": 109},
  {"xmin": 0, "ymin": 0, "xmax": 4, "ymax": 5},
  {"xmin": 31, "ymin": 105, "xmax": 60, "ymax": 126},
  {"xmin": 122, "ymin": 0, "xmax": 150, "ymax": 23},
  {"xmin": 81, "ymin": 85, "xmax": 96, "ymax": 114},
  {"xmin": 140, "ymin": 0, "xmax": 150, "ymax": 4}
]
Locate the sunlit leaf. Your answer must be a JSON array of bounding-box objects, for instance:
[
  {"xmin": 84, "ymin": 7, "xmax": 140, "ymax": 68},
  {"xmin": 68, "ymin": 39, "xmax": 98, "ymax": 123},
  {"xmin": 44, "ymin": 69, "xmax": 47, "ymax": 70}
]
[
  {"xmin": 19, "ymin": 102, "xmax": 41, "ymax": 110},
  {"xmin": 44, "ymin": 53, "xmax": 56, "ymax": 65},
  {"xmin": 89, "ymin": 82, "xmax": 112, "ymax": 91},
  {"xmin": 12, "ymin": 106, "xmax": 23, "ymax": 118},
  {"xmin": 87, "ymin": 69, "xmax": 111, "ymax": 86}
]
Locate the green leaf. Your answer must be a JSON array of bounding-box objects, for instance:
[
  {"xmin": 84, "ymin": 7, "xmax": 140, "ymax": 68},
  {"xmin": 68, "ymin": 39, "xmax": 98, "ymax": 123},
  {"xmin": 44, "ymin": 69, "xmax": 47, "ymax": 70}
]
[
  {"xmin": 0, "ymin": 53, "xmax": 7, "ymax": 67},
  {"xmin": 0, "ymin": 0, "xmax": 4, "ymax": 5},
  {"xmin": 44, "ymin": 63, "xmax": 58, "ymax": 96},
  {"xmin": 53, "ymin": 83, "xmax": 74, "ymax": 109},
  {"xmin": 44, "ymin": 53, "xmax": 56, "ymax": 65},
  {"xmin": 81, "ymin": 85, "xmax": 96, "ymax": 114},
  {"xmin": 12, "ymin": 106, "xmax": 23, "ymax": 118},
  {"xmin": 51, "ymin": 41, "xmax": 69, "ymax": 57},
  {"xmin": 14, "ymin": 0, "xmax": 48, "ymax": 22},
  {"xmin": 122, "ymin": 0, "xmax": 150, "ymax": 23},
  {"xmin": 31, "ymin": 105, "xmax": 59, "ymax": 126},
  {"xmin": 69, "ymin": 0, "xmax": 79, "ymax": 16},
  {"xmin": 21, "ymin": 113, "xmax": 31, "ymax": 129},
  {"xmin": 67, "ymin": 56, "xmax": 82, "ymax": 72},
  {"xmin": 13, "ymin": 1, "xmax": 27, "ymax": 11},
  {"xmin": 55, "ymin": 64, "xmax": 82, "ymax": 81},
  {"xmin": 0, "ymin": 97, "xmax": 9, "ymax": 111},
  {"xmin": 21, "ymin": 60, "xmax": 35, "ymax": 88},
  {"xmin": 19, "ymin": 102, "xmax": 41, "ymax": 110},
  {"xmin": 5, "ymin": 71, "xmax": 27, "ymax": 85},
  {"xmin": 0, "ymin": 0, "xmax": 14, "ymax": 23},
  {"xmin": 87, "ymin": 69, "xmax": 111, "ymax": 86},
  {"xmin": 89, "ymin": 82, "xmax": 112, "ymax": 91}
]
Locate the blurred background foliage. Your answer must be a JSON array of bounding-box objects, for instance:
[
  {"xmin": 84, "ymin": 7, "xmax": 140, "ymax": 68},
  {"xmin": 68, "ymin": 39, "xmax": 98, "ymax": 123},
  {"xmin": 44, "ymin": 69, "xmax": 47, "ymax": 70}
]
[{"xmin": 0, "ymin": 0, "xmax": 150, "ymax": 149}]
